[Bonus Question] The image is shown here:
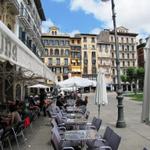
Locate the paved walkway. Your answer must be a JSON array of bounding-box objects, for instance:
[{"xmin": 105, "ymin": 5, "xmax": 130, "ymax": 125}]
[
  {"xmin": 14, "ymin": 92, "xmax": 150, "ymax": 150},
  {"xmin": 87, "ymin": 92, "xmax": 150, "ymax": 150}
]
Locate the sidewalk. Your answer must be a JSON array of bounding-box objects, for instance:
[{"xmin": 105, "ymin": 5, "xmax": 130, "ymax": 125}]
[{"xmin": 86, "ymin": 92, "xmax": 150, "ymax": 150}]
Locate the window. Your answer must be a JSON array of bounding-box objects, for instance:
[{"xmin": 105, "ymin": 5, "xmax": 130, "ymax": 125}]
[
  {"xmin": 60, "ymin": 40, "xmax": 65, "ymax": 46},
  {"xmin": 92, "ymin": 60, "xmax": 96, "ymax": 65},
  {"xmin": 50, "ymin": 49, "xmax": 53, "ymax": 55},
  {"xmin": 126, "ymin": 38, "xmax": 129, "ymax": 43},
  {"xmin": 111, "ymin": 44, "xmax": 114, "ymax": 50},
  {"xmin": 91, "ymin": 37, "xmax": 95, "ymax": 43},
  {"xmin": 111, "ymin": 36, "xmax": 113, "ymax": 42},
  {"xmin": 133, "ymin": 61, "xmax": 135, "ymax": 66},
  {"xmin": 55, "ymin": 49, "xmax": 59, "ymax": 56},
  {"xmin": 112, "ymin": 69, "xmax": 115, "ymax": 75},
  {"xmin": 127, "ymin": 45, "xmax": 129, "ymax": 51},
  {"xmin": 64, "ymin": 58, "xmax": 68, "ymax": 65},
  {"xmin": 92, "ymin": 45, "xmax": 95, "ymax": 49},
  {"xmin": 132, "ymin": 46, "xmax": 134, "ymax": 51},
  {"xmin": 122, "ymin": 45, "xmax": 124, "ymax": 51},
  {"xmin": 84, "ymin": 59, "xmax": 88, "ymax": 65},
  {"xmin": 122, "ymin": 53, "xmax": 124, "ymax": 59},
  {"xmin": 72, "ymin": 40, "xmax": 74, "ymax": 44},
  {"xmin": 112, "ymin": 61, "xmax": 115, "ymax": 66},
  {"xmin": 112, "ymin": 53, "xmax": 114, "ymax": 58},
  {"xmin": 128, "ymin": 61, "xmax": 130, "ymax": 66},
  {"xmin": 105, "ymin": 45, "xmax": 108, "ymax": 52},
  {"xmin": 45, "ymin": 49, "xmax": 48, "ymax": 56},
  {"xmin": 77, "ymin": 40, "xmax": 80, "ymax": 44},
  {"xmin": 121, "ymin": 37, "xmax": 124, "ymax": 43},
  {"xmin": 123, "ymin": 61, "xmax": 125, "ymax": 67},
  {"xmin": 56, "ymin": 58, "xmax": 60, "ymax": 65},
  {"xmin": 48, "ymin": 58, "xmax": 52, "ymax": 65},
  {"xmin": 83, "ymin": 44, "xmax": 87, "ymax": 49},
  {"xmin": 132, "ymin": 54, "xmax": 134, "ymax": 59},
  {"xmin": 92, "ymin": 52, "xmax": 96, "ymax": 58},
  {"xmin": 92, "ymin": 67, "xmax": 96, "ymax": 74},
  {"xmin": 64, "ymin": 68, "xmax": 68, "ymax": 74},
  {"xmin": 55, "ymin": 40, "xmax": 59, "ymax": 45},
  {"xmin": 84, "ymin": 51, "xmax": 87, "ymax": 58},
  {"xmin": 65, "ymin": 49, "xmax": 69, "ymax": 56},
  {"xmin": 56, "ymin": 68, "xmax": 61, "ymax": 73},
  {"xmin": 131, "ymin": 38, "xmax": 134, "ymax": 43},
  {"xmin": 83, "ymin": 37, "xmax": 87, "ymax": 42},
  {"xmin": 127, "ymin": 53, "xmax": 129, "ymax": 59},
  {"xmin": 65, "ymin": 40, "xmax": 70, "ymax": 45}
]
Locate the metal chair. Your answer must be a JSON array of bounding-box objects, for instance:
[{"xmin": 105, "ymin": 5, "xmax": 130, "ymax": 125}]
[
  {"xmin": 11, "ymin": 121, "xmax": 26, "ymax": 150},
  {"xmin": 0, "ymin": 129, "xmax": 4, "ymax": 150},
  {"xmin": 1, "ymin": 128, "xmax": 12, "ymax": 150},
  {"xmin": 87, "ymin": 126, "xmax": 121, "ymax": 150},
  {"xmin": 51, "ymin": 127, "xmax": 76, "ymax": 150}
]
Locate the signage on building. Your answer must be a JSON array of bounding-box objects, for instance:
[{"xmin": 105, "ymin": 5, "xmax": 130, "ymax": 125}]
[{"xmin": 0, "ymin": 29, "xmax": 17, "ymax": 62}]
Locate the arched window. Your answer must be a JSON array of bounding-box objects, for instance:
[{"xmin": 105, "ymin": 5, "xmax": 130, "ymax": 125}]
[
  {"xmin": 50, "ymin": 49, "xmax": 53, "ymax": 55},
  {"xmin": 55, "ymin": 49, "xmax": 59, "ymax": 56},
  {"xmin": 45, "ymin": 49, "xmax": 48, "ymax": 56},
  {"xmin": 65, "ymin": 49, "xmax": 69, "ymax": 56}
]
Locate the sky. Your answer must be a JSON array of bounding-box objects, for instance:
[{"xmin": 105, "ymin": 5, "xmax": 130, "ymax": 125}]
[{"xmin": 41, "ymin": 0, "xmax": 150, "ymax": 39}]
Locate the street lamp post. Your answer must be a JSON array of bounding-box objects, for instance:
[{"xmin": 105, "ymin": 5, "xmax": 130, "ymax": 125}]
[{"xmin": 102, "ymin": 0, "xmax": 126, "ymax": 128}]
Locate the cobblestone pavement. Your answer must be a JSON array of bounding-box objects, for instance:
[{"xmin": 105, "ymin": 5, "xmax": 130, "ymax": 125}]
[{"xmin": 10, "ymin": 92, "xmax": 150, "ymax": 150}]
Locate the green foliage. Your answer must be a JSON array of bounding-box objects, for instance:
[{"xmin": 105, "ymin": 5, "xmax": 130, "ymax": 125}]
[{"xmin": 121, "ymin": 75, "xmax": 127, "ymax": 82}]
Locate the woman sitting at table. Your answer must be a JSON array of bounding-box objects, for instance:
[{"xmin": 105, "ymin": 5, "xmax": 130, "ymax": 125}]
[{"xmin": 9, "ymin": 105, "xmax": 22, "ymax": 125}]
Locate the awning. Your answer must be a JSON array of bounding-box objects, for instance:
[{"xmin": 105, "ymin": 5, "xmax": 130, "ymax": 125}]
[{"xmin": 0, "ymin": 21, "xmax": 57, "ymax": 83}]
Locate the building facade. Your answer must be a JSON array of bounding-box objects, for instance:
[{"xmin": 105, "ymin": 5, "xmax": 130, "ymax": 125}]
[
  {"xmin": 75, "ymin": 34, "xmax": 98, "ymax": 80},
  {"xmin": 0, "ymin": 0, "xmax": 46, "ymax": 101},
  {"xmin": 70, "ymin": 37, "xmax": 82, "ymax": 77},
  {"xmin": 42, "ymin": 26, "xmax": 71, "ymax": 81},
  {"xmin": 97, "ymin": 26, "xmax": 138, "ymax": 90},
  {"xmin": 137, "ymin": 39, "xmax": 146, "ymax": 68}
]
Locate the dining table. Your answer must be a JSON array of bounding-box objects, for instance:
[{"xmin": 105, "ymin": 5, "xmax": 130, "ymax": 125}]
[{"xmin": 63, "ymin": 129, "xmax": 98, "ymax": 149}]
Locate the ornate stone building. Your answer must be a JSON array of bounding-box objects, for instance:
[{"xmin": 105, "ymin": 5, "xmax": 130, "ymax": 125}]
[{"xmin": 97, "ymin": 26, "xmax": 138, "ymax": 90}]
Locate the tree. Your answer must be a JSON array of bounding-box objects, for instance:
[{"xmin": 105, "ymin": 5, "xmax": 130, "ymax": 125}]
[
  {"xmin": 125, "ymin": 67, "xmax": 145, "ymax": 94},
  {"xmin": 121, "ymin": 75, "xmax": 127, "ymax": 83},
  {"xmin": 136, "ymin": 67, "xmax": 144, "ymax": 91}
]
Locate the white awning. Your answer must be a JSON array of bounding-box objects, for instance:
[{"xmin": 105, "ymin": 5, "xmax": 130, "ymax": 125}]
[{"xmin": 0, "ymin": 21, "xmax": 57, "ymax": 83}]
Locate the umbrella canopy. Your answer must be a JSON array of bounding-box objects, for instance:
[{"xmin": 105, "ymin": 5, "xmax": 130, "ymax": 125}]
[
  {"xmin": 57, "ymin": 77, "xmax": 93, "ymax": 88},
  {"xmin": 28, "ymin": 84, "xmax": 49, "ymax": 89},
  {"xmin": 142, "ymin": 37, "xmax": 150, "ymax": 123},
  {"xmin": 95, "ymin": 71, "xmax": 108, "ymax": 117}
]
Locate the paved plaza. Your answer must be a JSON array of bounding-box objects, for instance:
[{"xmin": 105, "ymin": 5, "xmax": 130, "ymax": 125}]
[{"xmin": 12, "ymin": 92, "xmax": 150, "ymax": 150}]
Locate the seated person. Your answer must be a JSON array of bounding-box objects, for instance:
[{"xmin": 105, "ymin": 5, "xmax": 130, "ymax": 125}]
[
  {"xmin": 82, "ymin": 96, "xmax": 88, "ymax": 106},
  {"xmin": 9, "ymin": 105, "xmax": 22, "ymax": 125},
  {"xmin": 75, "ymin": 96, "xmax": 83, "ymax": 107}
]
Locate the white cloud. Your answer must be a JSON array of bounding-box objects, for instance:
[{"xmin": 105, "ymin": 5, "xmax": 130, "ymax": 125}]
[
  {"xmin": 90, "ymin": 27, "xmax": 102, "ymax": 34},
  {"xmin": 41, "ymin": 18, "xmax": 54, "ymax": 33},
  {"xmin": 68, "ymin": 29, "xmax": 80, "ymax": 37},
  {"xmin": 70, "ymin": 0, "xmax": 150, "ymax": 38}
]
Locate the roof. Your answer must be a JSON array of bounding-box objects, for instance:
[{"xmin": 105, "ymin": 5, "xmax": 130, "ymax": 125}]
[
  {"xmin": 75, "ymin": 33, "xmax": 97, "ymax": 37},
  {"xmin": 42, "ymin": 33, "xmax": 70, "ymax": 38},
  {"xmin": 109, "ymin": 31, "xmax": 138, "ymax": 37},
  {"xmin": 34, "ymin": 0, "xmax": 46, "ymax": 21}
]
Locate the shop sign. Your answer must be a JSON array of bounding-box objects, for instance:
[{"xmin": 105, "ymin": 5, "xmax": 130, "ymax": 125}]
[{"xmin": 0, "ymin": 30, "xmax": 17, "ymax": 62}]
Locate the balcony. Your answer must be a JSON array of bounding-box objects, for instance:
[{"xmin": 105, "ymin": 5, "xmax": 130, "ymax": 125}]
[
  {"xmin": 7, "ymin": 0, "xmax": 20, "ymax": 15},
  {"xmin": 18, "ymin": 8, "xmax": 31, "ymax": 29}
]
